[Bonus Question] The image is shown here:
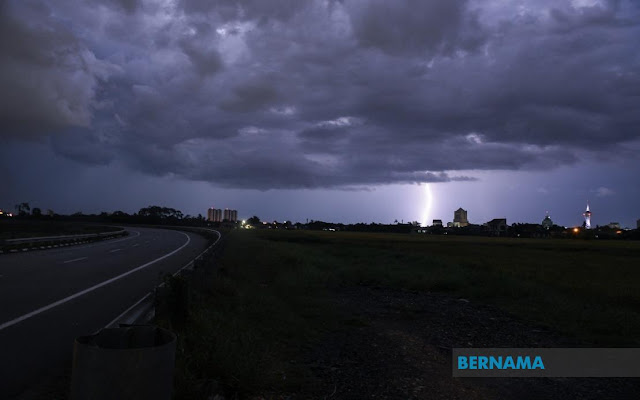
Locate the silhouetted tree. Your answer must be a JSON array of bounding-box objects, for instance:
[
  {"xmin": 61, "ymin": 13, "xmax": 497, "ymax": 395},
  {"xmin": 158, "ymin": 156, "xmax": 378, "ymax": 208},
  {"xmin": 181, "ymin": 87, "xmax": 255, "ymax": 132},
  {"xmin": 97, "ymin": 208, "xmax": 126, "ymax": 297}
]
[
  {"xmin": 15, "ymin": 202, "xmax": 30, "ymax": 216},
  {"xmin": 138, "ymin": 206, "xmax": 184, "ymax": 223}
]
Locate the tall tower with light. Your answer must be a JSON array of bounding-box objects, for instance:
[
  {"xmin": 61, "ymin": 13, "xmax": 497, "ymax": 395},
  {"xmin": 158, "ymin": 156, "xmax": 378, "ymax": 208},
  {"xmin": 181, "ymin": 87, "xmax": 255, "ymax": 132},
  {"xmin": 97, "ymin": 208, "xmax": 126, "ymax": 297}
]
[{"xmin": 583, "ymin": 202, "xmax": 592, "ymax": 229}]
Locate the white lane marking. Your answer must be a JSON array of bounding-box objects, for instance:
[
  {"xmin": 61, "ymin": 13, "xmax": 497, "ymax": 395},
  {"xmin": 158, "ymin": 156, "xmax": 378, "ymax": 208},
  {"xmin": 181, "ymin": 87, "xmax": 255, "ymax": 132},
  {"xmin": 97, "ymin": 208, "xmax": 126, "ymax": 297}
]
[
  {"xmin": 63, "ymin": 257, "xmax": 88, "ymax": 264},
  {"xmin": 132, "ymin": 244, "xmax": 139, "ymax": 248},
  {"xmin": 109, "ymin": 248, "xmax": 122, "ymax": 253},
  {"xmin": 0, "ymin": 232, "xmax": 191, "ymax": 332}
]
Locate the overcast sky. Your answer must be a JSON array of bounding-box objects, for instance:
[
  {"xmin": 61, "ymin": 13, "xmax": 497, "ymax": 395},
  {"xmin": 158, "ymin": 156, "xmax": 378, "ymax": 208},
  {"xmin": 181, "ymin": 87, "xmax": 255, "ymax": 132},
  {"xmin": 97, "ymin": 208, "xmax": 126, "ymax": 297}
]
[{"xmin": 1, "ymin": 0, "xmax": 639, "ymax": 227}]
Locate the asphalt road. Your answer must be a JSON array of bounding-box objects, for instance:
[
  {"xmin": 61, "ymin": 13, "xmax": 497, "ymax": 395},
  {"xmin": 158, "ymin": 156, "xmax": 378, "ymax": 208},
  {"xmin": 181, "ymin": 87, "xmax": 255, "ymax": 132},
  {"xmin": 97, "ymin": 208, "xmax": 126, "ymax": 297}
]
[{"xmin": 0, "ymin": 226, "xmax": 211, "ymax": 398}]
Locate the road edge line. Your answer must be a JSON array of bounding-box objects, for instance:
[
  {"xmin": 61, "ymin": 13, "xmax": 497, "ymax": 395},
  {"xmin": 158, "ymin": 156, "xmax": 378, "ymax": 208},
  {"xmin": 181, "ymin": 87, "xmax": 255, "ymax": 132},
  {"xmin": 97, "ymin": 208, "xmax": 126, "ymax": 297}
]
[{"xmin": 0, "ymin": 232, "xmax": 191, "ymax": 332}]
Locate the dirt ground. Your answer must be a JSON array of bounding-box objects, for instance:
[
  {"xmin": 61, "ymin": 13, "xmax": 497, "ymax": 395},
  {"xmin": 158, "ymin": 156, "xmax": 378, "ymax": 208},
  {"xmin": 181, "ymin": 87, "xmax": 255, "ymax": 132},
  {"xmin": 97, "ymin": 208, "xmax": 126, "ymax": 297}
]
[{"xmin": 265, "ymin": 285, "xmax": 640, "ymax": 400}]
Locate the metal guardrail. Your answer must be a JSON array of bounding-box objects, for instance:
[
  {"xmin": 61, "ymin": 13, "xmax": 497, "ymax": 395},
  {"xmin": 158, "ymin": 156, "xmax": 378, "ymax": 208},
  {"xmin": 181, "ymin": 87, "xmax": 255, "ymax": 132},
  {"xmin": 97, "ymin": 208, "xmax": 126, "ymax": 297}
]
[
  {"xmin": 0, "ymin": 229, "xmax": 128, "ymax": 254},
  {"xmin": 5, "ymin": 229, "xmax": 128, "ymax": 244},
  {"xmin": 104, "ymin": 227, "xmax": 222, "ymax": 328}
]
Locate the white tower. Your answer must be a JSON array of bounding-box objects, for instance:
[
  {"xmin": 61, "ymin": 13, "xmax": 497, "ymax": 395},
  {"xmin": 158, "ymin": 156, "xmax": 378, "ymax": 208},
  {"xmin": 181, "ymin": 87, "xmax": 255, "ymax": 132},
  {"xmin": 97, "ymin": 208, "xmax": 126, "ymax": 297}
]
[{"xmin": 583, "ymin": 202, "xmax": 592, "ymax": 229}]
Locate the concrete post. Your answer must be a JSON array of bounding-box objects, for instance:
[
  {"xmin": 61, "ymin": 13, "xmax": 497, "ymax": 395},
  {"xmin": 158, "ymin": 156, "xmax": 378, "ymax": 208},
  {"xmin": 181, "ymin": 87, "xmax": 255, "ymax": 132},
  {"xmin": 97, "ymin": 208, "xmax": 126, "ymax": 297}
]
[{"xmin": 70, "ymin": 325, "xmax": 176, "ymax": 400}]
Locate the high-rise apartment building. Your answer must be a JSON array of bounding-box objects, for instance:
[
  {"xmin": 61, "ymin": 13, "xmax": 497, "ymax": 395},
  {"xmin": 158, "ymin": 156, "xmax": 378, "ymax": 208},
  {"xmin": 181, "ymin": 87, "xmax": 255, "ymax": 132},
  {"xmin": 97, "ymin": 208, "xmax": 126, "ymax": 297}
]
[
  {"xmin": 223, "ymin": 209, "xmax": 238, "ymax": 222},
  {"xmin": 208, "ymin": 206, "xmax": 238, "ymax": 222},
  {"xmin": 207, "ymin": 207, "xmax": 222, "ymax": 222}
]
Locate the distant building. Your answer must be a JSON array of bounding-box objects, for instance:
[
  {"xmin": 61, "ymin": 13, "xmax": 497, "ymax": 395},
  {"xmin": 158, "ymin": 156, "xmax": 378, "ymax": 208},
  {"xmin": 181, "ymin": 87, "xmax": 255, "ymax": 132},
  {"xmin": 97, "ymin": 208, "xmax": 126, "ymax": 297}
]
[
  {"xmin": 583, "ymin": 202, "xmax": 592, "ymax": 229},
  {"xmin": 637, "ymin": 219, "xmax": 640, "ymax": 229},
  {"xmin": 453, "ymin": 208, "xmax": 469, "ymax": 227},
  {"xmin": 432, "ymin": 219, "xmax": 443, "ymax": 226},
  {"xmin": 208, "ymin": 207, "xmax": 238, "ymax": 222},
  {"xmin": 223, "ymin": 209, "xmax": 238, "ymax": 222},
  {"xmin": 541, "ymin": 213, "xmax": 553, "ymax": 230},
  {"xmin": 207, "ymin": 207, "xmax": 222, "ymax": 222},
  {"xmin": 607, "ymin": 222, "xmax": 621, "ymax": 229},
  {"xmin": 485, "ymin": 218, "xmax": 508, "ymax": 236}
]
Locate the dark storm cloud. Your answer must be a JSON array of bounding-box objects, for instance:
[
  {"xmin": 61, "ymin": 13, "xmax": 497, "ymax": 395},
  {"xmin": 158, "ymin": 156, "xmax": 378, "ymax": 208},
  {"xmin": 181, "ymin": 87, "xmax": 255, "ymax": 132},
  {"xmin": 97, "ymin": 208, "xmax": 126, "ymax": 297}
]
[
  {"xmin": 50, "ymin": 128, "xmax": 117, "ymax": 165},
  {"xmin": 219, "ymin": 80, "xmax": 280, "ymax": 112},
  {"xmin": 0, "ymin": 1, "xmax": 112, "ymax": 138},
  {"xmin": 347, "ymin": 0, "xmax": 485, "ymax": 55},
  {"xmin": 93, "ymin": 0, "xmax": 140, "ymax": 14},
  {"xmin": 179, "ymin": 39, "xmax": 224, "ymax": 77},
  {"xmin": 178, "ymin": 0, "xmax": 307, "ymax": 22},
  {"xmin": 2, "ymin": 0, "xmax": 640, "ymax": 189}
]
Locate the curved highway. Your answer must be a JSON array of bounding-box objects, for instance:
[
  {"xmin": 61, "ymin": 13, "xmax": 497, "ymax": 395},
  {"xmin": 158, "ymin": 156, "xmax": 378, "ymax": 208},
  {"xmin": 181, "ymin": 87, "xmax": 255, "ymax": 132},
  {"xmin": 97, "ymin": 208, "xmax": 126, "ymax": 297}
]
[{"xmin": 0, "ymin": 226, "xmax": 211, "ymax": 398}]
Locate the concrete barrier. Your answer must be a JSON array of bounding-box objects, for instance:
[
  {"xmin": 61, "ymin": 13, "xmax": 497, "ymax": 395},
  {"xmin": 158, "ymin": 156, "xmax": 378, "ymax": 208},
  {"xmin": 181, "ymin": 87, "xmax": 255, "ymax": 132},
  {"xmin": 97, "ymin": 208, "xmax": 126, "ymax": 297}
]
[{"xmin": 70, "ymin": 325, "xmax": 176, "ymax": 400}]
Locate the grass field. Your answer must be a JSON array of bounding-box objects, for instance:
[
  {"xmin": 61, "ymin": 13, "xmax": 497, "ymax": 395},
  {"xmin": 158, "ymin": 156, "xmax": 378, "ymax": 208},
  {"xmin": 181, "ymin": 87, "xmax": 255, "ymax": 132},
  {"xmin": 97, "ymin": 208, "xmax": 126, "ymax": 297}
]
[{"xmin": 166, "ymin": 229, "xmax": 640, "ymax": 398}]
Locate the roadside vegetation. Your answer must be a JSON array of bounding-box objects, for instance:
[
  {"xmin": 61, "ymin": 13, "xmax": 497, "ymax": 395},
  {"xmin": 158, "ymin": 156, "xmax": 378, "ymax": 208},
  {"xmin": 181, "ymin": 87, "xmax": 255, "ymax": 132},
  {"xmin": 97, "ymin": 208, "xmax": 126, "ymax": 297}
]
[{"xmin": 162, "ymin": 229, "xmax": 640, "ymax": 398}]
